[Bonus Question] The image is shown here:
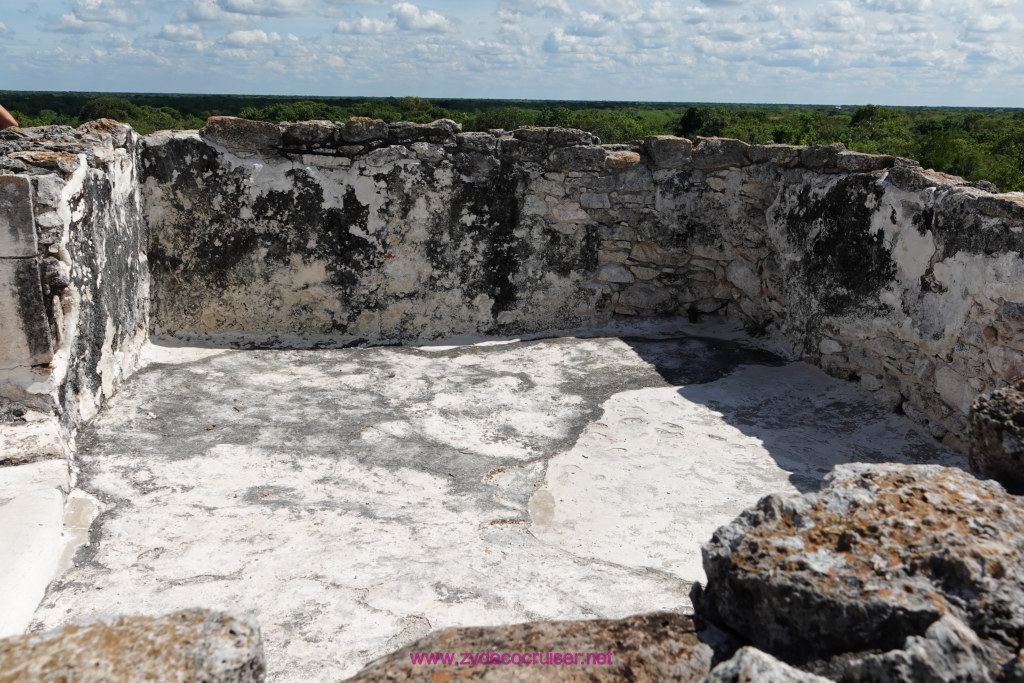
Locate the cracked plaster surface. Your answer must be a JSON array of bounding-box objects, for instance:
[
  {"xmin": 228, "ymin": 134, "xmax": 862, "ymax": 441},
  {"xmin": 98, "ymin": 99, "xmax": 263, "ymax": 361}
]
[{"xmin": 30, "ymin": 319, "xmax": 964, "ymax": 681}]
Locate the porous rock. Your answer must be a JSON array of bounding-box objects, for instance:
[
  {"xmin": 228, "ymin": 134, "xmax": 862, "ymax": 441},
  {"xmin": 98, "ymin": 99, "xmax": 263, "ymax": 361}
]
[
  {"xmin": 0, "ymin": 609, "xmax": 265, "ymax": 682},
  {"xmin": 340, "ymin": 612, "xmax": 712, "ymax": 682},
  {"xmin": 703, "ymin": 647, "xmax": 832, "ymax": 683},
  {"xmin": 695, "ymin": 464, "xmax": 1024, "ymax": 679},
  {"xmin": 200, "ymin": 116, "xmax": 281, "ymax": 151},
  {"xmin": 970, "ymin": 381, "xmax": 1024, "ymax": 494}
]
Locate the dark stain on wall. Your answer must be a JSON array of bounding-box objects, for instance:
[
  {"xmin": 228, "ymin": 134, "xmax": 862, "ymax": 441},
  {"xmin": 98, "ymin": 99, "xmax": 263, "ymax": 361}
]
[{"xmin": 785, "ymin": 176, "xmax": 895, "ymax": 316}]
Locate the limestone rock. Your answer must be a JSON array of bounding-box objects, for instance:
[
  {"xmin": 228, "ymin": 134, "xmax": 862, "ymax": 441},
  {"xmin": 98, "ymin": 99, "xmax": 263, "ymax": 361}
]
[
  {"xmin": 388, "ymin": 119, "xmax": 460, "ymax": 144},
  {"xmin": 703, "ymin": 647, "xmax": 831, "ymax": 683},
  {"xmin": 606, "ymin": 150, "xmax": 642, "ymax": 170},
  {"xmin": 837, "ymin": 615, "xmax": 998, "ymax": 683},
  {"xmin": 799, "ymin": 143, "xmax": 848, "ymax": 172},
  {"xmin": 642, "ymin": 135, "xmax": 692, "ymax": 169},
  {"xmin": 201, "ymin": 116, "xmax": 281, "ymax": 152},
  {"xmin": 0, "ymin": 609, "xmax": 265, "ymax": 682},
  {"xmin": 746, "ymin": 144, "xmax": 802, "ymax": 166},
  {"xmin": 696, "ymin": 464, "xmax": 1024, "ymax": 676},
  {"xmin": 341, "ymin": 612, "xmax": 712, "ymax": 682},
  {"xmin": 549, "ymin": 145, "xmax": 608, "ymax": 171},
  {"xmin": 513, "ymin": 127, "xmax": 596, "ymax": 147},
  {"xmin": 340, "ymin": 117, "xmax": 389, "ymax": 143},
  {"xmin": 970, "ymin": 381, "xmax": 1024, "ymax": 493},
  {"xmin": 280, "ymin": 120, "xmax": 337, "ymax": 149},
  {"xmin": 692, "ymin": 138, "xmax": 750, "ymax": 171},
  {"xmin": 618, "ymin": 283, "xmax": 674, "ymax": 312}
]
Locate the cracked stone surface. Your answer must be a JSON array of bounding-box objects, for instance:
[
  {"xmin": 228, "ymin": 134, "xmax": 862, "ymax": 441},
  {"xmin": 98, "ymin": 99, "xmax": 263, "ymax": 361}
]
[{"xmin": 29, "ymin": 319, "xmax": 965, "ymax": 682}]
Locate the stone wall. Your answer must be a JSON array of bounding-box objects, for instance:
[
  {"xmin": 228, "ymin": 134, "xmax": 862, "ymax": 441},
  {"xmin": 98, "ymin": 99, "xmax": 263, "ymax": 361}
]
[
  {"xmin": 142, "ymin": 119, "xmax": 605, "ymax": 341},
  {"xmin": 1, "ymin": 117, "xmax": 1023, "ymax": 450},
  {"xmin": 0, "ymin": 121, "xmax": 149, "ymax": 458},
  {"xmin": 140, "ymin": 117, "xmax": 1024, "ymax": 451}
]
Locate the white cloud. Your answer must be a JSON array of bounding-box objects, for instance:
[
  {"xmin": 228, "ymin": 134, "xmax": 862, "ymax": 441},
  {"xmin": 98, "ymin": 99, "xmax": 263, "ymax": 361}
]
[
  {"xmin": 158, "ymin": 23, "xmax": 205, "ymax": 41},
  {"xmin": 181, "ymin": 0, "xmax": 256, "ymax": 25},
  {"xmin": 390, "ymin": 3, "xmax": 454, "ymax": 32},
  {"xmin": 45, "ymin": 0, "xmax": 147, "ymax": 32},
  {"xmin": 498, "ymin": 0, "xmax": 571, "ymax": 19},
  {"xmin": 335, "ymin": 16, "xmax": 392, "ymax": 33},
  {"xmin": 0, "ymin": 21, "xmax": 10, "ymax": 35},
  {"xmin": 567, "ymin": 12, "xmax": 613, "ymax": 37},
  {"xmin": 860, "ymin": 0, "xmax": 933, "ymax": 12},
  {"xmin": 221, "ymin": 28, "xmax": 279, "ymax": 45},
  {"xmin": 217, "ymin": 0, "xmax": 313, "ymax": 17},
  {"xmin": 542, "ymin": 27, "xmax": 582, "ymax": 52}
]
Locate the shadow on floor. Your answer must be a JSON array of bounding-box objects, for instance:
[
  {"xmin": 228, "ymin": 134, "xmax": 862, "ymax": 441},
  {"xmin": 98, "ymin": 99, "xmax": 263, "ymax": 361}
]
[{"xmin": 621, "ymin": 335, "xmax": 967, "ymax": 494}]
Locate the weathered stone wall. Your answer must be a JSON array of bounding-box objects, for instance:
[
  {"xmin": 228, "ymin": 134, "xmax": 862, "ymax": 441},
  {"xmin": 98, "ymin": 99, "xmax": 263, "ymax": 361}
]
[
  {"xmin": 140, "ymin": 117, "xmax": 1024, "ymax": 451},
  {"xmin": 0, "ymin": 121, "xmax": 149, "ymax": 457},
  {"xmin": 142, "ymin": 119, "xmax": 605, "ymax": 340},
  {"xmin": 2, "ymin": 117, "xmax": 1023, "ymax": 450}
]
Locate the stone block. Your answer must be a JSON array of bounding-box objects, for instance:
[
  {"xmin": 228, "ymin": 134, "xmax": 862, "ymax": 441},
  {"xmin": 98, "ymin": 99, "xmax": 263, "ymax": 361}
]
[
  {"xmin": 0, "ymin": 609, "xmax": 265, "ymax": 682},
  {"xmin": 618, "ymin": 283, "xmax": 673, "ymax": 311},
  {"xmin": 341, "ymin": 117, "xmax": 389, "ymax": 143},
  {"xmin": 0, "ymin": 259, "xmax": 53, "ymax": 368},
  {"xmin": 31, "ymin": 176, "xmax": 63, "ymax": 210},
  {"xmin": 988, "ymin": 344, "xmax": 1024, "ymax": 383},
  {"xmin": 746, "ymin": 144, "xmax": 802, "ymax": 166},
  {"xmin": 642, "ymin": 135, "xmax": 692, "ymax": 169},
  {"xmin": 0, "ymin": 175, "xmax": 36, "ymax": 258},
  {"xmin": 512, "ymin": 127, "xmax": 596, "ymax": 147},
  {"xmin": 280, "ymin": 120, "xmax": 337, "ymax": 149},
  {"xmin": 606, "ymin": 150, "xmax": 642, "ymax": 170},
  {"xmin": 692, "ymin": 137, "xmax": 751, "ymax": 171},
  {"xmin": 819, "ymin": 338, "xmax": 843, "ymax": 355},
  {"xmin": 697, "ymin": 464, "xmax": 1024, "ymax": 676},
  {"xmin": 341, "ymin": 613, "xmax": 711, "ymax": 683},
  {"xmin": 725, "ymin": 258, "xmax": 761, "ymax": 298},
  {"xmin": 550, "ymin": 145, "xmax": 608, "ymax": 172},
  {"xmin": 970, "ymin": 381, "xmax": 1024, "ymax": 493},
  {"xmin": 835, "ymin": 151, "xmax": 895, "ymax": 173},
  {"xmin": 387, "ymin": 119, "xmax": 460, "ymax": 144},
  {"xmin": 596, "ymin": 263, "xmax": 635, "ymax": 284},
  {"xmin": 580, "ymin": 192, "xmax": 611, "ymax": 209},
  {"xmin": 456, "ymin": 131, "xmax": 498, "ymax": 154},
  {"xmin": 201, "ymin": 117, "xmax": 281, "ymax": 152},
  {"xmin": 799, "ymin": 143, "xmax": 847, "ymax": 172},
  {"xmin": 705, "ymin": 647, "xmax": 831, "ymax": 683}
]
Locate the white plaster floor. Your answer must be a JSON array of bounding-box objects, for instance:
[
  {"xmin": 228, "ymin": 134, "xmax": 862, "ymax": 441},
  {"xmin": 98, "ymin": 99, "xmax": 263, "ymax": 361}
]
[{"xmin": 28, "ymin": 319, "xmax": 965, "ymax": 681}]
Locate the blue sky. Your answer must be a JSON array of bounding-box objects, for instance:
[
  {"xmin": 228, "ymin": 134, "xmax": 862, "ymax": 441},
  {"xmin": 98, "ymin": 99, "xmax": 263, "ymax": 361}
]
[{"xmin": 1, "ymin": 0, "xmax": 1022, "ymax": 106}]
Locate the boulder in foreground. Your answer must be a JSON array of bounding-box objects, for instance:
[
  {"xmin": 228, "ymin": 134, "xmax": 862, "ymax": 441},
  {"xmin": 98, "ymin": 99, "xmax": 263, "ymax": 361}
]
[
  {"xmin": 0, "ymin": 608, "xmax": 265, "ymax": 683},
  {"xmin": 341, "ymin": 612, "xmax": 712, "ymax": 682},
  {"xmin": 970, "ymin": 380, "xmax": 1024, "ymax": 493},
  {"xmin": 695, "ymin": 463, "xmax": 1024, "ymax": 681}
]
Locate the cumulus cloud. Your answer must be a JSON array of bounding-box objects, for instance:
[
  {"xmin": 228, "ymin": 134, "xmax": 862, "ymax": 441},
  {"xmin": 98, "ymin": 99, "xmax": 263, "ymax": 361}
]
[
  {"xmin": 217, "ymin": 0, "xmax": 313, "ymax": 17},
  {"xmin": 860, "ymin": 0, "xmax": 933, "ymax": 12},
  {"xmin": 220, "ymin": 28, "xmax": 279, "ymax": 45},
  {"xmin": 499, "ymin": 0, "xmax": 571, "ymax": 19},
  {"xmin": 0, "ymin": 21, "xmax": 10, "ymax": 35},
  {"xmin": 158, "ymin": 23, "xmax": 205, "ymax": 41},
  {"xmin": 542, "ymin": 27, "xmax": 581, "ymax": 52},
  {"xmin": 335, "ymin": 16, "xmax": 392, "ymax": 33},
  {"xmin": 566, "ymin": 12, "xmax": 613, "ymax": 37},
  {"xmin": 45, "ymin": 0, "xmax": 146, "ymax": 33},
  {"xmin": 335, "ymin": 3, "xmax": 455, "ymax": 34},
  {"xmin": 389, "ymin": 3, "xmax": 454, "ymax": 32}
]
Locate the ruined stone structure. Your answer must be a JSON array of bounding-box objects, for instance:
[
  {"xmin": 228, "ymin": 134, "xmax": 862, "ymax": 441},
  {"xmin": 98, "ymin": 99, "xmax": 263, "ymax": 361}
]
[
  {"xmin": 2, "ymin": 117, "xmax": 1024, "ymax": 681},
  {"xmin": 4, "ymin": 117, "xmax": 1023, "ymax": 459}
]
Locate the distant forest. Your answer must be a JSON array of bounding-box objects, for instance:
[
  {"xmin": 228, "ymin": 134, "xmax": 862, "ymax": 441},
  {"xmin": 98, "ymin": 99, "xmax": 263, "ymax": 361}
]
[{"xmin": 3, "ymin": 90, "xmax": 1022, "ymax": 192}]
